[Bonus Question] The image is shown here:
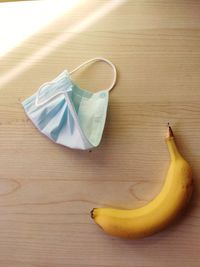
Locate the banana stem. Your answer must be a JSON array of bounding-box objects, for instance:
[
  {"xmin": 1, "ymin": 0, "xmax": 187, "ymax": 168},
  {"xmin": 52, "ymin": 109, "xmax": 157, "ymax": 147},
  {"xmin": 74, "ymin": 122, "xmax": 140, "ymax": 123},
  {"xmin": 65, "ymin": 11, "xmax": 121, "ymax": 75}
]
[
  {"xmin": 168, "ymin": 125, "xmax": 174, "ymax": 138},
  {"xmin": 166, "ymin": 125, "xmax": 181, "ymax": 160}
]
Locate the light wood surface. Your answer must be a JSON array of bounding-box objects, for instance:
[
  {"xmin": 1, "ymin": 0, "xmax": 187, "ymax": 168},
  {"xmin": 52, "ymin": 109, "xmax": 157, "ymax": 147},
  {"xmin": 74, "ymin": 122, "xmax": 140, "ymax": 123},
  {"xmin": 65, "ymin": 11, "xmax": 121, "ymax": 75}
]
[{"xmin": 1, "ymin": 0, "xmax": 200, "ymax": 266}]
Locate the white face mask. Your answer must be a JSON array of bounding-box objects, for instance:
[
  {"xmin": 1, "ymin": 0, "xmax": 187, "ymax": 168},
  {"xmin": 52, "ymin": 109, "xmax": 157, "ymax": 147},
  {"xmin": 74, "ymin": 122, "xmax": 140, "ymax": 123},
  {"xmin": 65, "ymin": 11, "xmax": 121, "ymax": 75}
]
[{"xmin": 22, "ymin": 58, "xmax": 117, "ymax": 150}]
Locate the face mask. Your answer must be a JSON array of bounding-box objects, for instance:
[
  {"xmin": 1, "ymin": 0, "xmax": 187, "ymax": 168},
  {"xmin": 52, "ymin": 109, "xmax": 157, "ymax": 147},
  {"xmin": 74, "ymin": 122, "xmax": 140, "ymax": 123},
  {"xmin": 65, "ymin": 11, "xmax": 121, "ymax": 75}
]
[{"xmin": 22, "ymin": 58, "xmax": 117, "ymax": 150}]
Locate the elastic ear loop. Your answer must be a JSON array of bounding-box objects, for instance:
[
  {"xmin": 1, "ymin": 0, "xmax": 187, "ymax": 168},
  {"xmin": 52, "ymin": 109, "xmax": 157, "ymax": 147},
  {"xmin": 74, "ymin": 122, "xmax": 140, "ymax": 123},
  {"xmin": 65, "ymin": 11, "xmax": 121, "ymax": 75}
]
[
  {"xmin": 35, "ymin": 57, "xmax": 117, "ymax": 107},
  {"xmin": 69, "ymin": 57, "xmax": 117, "ymax": 92}
]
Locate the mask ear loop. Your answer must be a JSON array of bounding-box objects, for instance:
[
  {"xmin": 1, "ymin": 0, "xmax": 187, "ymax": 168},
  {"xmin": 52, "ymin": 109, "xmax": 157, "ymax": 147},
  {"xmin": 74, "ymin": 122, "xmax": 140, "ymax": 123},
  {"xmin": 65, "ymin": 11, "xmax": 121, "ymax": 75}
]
[
  {"xmin": 69, "ymin": 57, "xmax": 117, "ymax": 92},
  {"xmin": 35, "ymin": 81, "xmax": 66, "ymax": 107},
  {"xmin": 35, "ymin": 57, "xmax": 117, "ymax": 107}
]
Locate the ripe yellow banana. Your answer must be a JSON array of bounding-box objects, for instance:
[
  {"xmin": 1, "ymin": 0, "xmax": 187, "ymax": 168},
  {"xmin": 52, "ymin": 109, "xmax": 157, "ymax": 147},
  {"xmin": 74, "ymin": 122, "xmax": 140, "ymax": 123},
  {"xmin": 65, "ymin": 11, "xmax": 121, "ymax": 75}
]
[{"xmin": 91, "ymin": 126, "xmax": 193, "ymax": 239}]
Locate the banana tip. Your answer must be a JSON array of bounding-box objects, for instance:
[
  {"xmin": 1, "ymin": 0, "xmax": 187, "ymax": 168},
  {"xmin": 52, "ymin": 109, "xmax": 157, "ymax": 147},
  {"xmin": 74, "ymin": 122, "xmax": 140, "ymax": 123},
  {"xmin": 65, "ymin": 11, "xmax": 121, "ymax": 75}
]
[{"xmin": 90, "ymin": 208, "xmax": 96, "ymax": 219}]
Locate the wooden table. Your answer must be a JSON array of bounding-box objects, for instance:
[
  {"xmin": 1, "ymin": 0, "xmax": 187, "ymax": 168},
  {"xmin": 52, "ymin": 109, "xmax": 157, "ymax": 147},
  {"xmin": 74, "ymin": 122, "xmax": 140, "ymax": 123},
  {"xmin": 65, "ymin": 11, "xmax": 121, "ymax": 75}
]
[{"xmin": 0, "ymin": 0, "xmax": 200, "ymax": 266}]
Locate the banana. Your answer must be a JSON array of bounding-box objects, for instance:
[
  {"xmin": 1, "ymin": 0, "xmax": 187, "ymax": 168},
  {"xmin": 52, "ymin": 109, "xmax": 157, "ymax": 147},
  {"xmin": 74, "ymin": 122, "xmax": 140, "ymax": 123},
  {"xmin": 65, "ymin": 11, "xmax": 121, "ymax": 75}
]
[{"xmin": 91, "ymin": 126, "xmax": 193, "ymax": 239}]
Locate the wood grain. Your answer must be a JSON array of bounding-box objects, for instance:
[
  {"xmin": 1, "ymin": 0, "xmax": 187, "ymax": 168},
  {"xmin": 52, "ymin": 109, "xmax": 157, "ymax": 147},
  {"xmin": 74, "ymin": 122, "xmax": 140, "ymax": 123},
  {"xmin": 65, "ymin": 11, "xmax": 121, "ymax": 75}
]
[{"xmin": 0, "ymin": 0, "xmax": 200, "ymax": 266}]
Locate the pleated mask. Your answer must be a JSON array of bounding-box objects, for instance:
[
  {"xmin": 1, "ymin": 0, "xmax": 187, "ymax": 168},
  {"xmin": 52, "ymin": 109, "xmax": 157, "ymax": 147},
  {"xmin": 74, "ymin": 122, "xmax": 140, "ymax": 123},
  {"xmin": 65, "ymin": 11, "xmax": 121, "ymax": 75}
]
[{"xmin": 22, "ymin": 58, "xmax": 117, "ymax": 150}]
